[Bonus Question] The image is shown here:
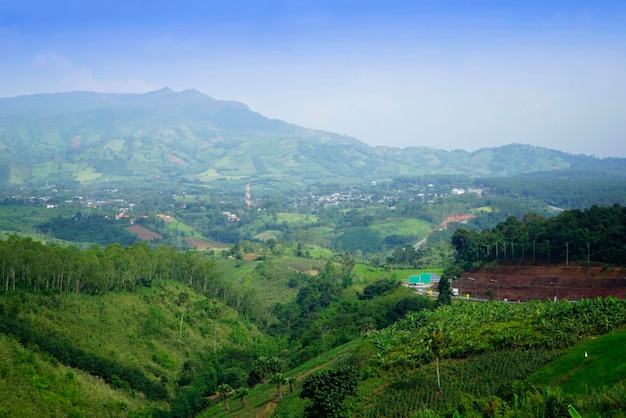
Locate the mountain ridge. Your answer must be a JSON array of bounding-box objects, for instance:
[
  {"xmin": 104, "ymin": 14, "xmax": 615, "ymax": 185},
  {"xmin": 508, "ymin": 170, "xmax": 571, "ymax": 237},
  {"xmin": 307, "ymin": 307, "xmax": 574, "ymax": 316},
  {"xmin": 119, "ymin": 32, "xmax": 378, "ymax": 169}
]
[{"xmin": 0, "ymin": 88, "xmax": 622, "ymax": 187}]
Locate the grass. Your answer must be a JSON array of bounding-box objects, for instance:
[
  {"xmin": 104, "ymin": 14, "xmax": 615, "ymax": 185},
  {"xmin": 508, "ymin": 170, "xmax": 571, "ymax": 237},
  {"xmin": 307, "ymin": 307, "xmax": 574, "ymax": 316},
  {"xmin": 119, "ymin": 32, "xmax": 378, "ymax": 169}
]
[
  {"xmin": 0, "ymin": 333, "xmax": 153, "ymax": 417},
  {"xmin": 193, "ymin": 167, "xmax": 221, "ymax": 180},
  {"xmin": 305, "ymin": 246, "xmax": 335, "ymax": 259},
  {"xmin": 0, "ymin": 230, "xmax": 90, "ymax": 248},
  {"xmin": 164, "ymin": 218, "xmax": 196, "ymax": 238},
  {"xmin": 333, "ymin": 218, "xmax": 433, "ymax": 253},
  {"xmin": 471, "ymin": 206, "xmax": 493, "ymax": 214},
  {"xmin": 216, "ymin": 258, "xmax": 259, "ymax": 282},
  {"xmin": 353, "ymin": 264, "xmax": 444, "ymax": 285},
  {"xmin": 253, "ymin": 230, "xmax": 282, "ymax": 241},
  {"xmin": 214, "ymin": 257, "xmax": 302, "ymax": 323},
  {"xmin": 276, "ymin": 256, "xmax": 327, "ymax": 273},
  {"xmin": 527, "ymin": 329, "xmax": 626, "ymax": 395},
  {"xmin": 275, "ymin": 212, "xmax": 318, "ymax": 225},
  {"xmin": 0, "ymin": 204, "xmax": 59, "ymax": 233},
  {"xmin": 74, "ymin": 166, "xmax": 102, "ymax": 183}
]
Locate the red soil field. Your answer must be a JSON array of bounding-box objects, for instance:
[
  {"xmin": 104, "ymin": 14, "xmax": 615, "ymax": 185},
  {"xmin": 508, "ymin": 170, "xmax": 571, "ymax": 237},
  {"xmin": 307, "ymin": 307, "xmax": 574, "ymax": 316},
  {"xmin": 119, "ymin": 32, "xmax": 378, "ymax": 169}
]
[
  {"xmin": 185, "ymin": 238, "xmax": 229, "ymax": 250},
  {"xmin": 125, "ymin": 224, "xmax": 163, "ymax": 241},
  {"xmin": 455, "ymin": 264, "xmax": 626, "ymax": 302}
]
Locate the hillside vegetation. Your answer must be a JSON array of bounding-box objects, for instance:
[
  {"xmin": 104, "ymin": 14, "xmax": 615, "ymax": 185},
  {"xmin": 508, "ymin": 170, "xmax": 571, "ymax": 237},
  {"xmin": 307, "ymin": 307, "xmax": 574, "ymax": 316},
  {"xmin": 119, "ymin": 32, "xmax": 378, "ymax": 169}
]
[
  {"xmin": 2, "ymin": 226, "xmax": 626, "ymax": 417},
  {"xmin": 2, "ymin": 89, "xmax": 625, "ymax": 189},
  {"xmin": 0, "ymin": 279, "xmax": 272, "ymax": 417}
]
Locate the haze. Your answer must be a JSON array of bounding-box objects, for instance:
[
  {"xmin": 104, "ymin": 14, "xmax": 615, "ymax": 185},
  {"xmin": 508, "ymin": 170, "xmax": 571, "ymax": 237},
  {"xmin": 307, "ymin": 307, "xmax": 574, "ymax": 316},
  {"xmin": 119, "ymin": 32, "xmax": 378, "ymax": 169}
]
[{"xmin": 1, "ymin": 1, "xmax": 625, "ymax": 157}]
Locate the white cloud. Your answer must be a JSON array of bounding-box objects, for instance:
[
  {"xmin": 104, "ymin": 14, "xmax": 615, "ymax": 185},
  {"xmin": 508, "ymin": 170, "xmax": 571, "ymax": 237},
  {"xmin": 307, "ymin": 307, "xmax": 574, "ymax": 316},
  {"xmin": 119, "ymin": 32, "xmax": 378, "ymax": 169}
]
[{"xmin": 31, "ymin": 50, "xmax": 154, "ymax": 93}]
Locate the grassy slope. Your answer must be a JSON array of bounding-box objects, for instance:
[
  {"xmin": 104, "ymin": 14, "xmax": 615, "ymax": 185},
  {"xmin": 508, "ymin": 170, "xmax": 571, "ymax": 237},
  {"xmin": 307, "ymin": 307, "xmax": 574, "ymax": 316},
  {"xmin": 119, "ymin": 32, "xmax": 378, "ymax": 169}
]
[
  {"xmin": 528, "ymin": 328, "xmax": 626, "ymax": 394},
  {"xmin": 333, "ymin": 218, "xmax": 432, "ymax": 253},
  {"xmin": 0, "ymin": 280, "xmax": 266, "ymax": 416},
  {"xmin": 0, "ymin": 333, "xmax": 149, "ymax": 417},
  {"xmin": 215, "ymin": 256, "xmax": 327, "ymax": 324}
]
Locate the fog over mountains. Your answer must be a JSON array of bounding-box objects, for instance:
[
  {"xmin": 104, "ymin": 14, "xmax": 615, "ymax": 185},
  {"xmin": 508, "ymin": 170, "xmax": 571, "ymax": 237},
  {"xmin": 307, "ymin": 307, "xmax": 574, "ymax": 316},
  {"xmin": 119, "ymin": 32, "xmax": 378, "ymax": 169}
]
[{"xmin": 0, "ymin": 88, "xmax": 622, "ymax": 186}]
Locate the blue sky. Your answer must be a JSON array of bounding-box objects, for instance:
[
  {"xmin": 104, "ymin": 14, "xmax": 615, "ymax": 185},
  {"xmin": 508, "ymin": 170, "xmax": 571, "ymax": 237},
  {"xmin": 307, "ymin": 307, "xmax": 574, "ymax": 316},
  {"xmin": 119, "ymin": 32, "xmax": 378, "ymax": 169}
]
[{"xmin": 1, "ymin": 1, "xmax": 625, "ymax": 157}]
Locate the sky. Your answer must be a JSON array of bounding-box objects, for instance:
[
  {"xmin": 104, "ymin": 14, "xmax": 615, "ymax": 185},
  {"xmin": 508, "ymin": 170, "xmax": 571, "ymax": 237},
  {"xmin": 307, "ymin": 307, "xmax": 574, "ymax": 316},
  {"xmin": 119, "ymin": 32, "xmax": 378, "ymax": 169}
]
[{"xmin": 1, "ymin": 1, "xmax": 625, "ymax": 157}]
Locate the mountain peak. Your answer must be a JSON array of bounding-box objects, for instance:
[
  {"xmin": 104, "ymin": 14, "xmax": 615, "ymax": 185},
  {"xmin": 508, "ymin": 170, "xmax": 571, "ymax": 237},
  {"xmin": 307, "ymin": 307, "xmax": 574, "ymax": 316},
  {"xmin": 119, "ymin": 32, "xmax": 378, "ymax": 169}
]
[{"xmin": 147, "ymin": 87, "xmax": 174, "ymax": 94}]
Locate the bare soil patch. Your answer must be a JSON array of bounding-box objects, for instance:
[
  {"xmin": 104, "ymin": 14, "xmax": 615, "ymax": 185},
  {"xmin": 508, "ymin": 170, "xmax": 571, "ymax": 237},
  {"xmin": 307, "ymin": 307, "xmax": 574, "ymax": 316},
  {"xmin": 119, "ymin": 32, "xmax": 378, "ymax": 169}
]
[
  {"xmin": 455, "ymin": 264, "xmax": 626, "ymax": 301},
  {"xmin": 186, "ymin": 238, "xmax": 229, "ymax": 250},
  {"xmin": 125, "ymin": 224, "xmax": 162, "ymax": 241}
]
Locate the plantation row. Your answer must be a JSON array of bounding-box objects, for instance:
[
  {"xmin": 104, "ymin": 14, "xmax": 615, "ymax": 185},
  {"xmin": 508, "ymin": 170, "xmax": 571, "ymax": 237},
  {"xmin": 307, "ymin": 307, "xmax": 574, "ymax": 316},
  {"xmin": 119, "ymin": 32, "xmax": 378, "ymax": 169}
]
[
  {"xmin": 376, "ymin": 296, "xmax": 626, "ymax": 368},
  {"xmin": 362, "ymin": 349, "xmax": 561, "ymax": 417},
  {"xmin": 355, "ymin": 296, "xmax": 626, "ymax": 416}
]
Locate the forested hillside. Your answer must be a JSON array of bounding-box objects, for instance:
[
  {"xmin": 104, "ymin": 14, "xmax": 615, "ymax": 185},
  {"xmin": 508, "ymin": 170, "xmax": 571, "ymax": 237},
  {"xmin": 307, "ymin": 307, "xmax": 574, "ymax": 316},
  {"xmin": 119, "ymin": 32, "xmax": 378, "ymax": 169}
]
[
  {"xmin": 450, "ymin": 203, "xmax": 626, "ymax": 270},
  {"xmin": 1, "ymin": 89, "xmax": 625, "ymax": 188}
]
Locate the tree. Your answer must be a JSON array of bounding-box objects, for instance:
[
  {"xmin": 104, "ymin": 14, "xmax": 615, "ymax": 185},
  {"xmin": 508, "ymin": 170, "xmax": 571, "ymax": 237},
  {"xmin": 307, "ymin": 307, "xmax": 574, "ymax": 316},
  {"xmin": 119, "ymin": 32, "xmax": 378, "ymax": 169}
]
[
  {"xmin": 266, "ymin": 238, "xmax": 278, "ymax": 255},
  {"xmin": 270, "ymin": 373, "xmax": 286, "ymax": 399},
  {"xmin": 285, "ymin": 376, "xmax": 297, "ymax": 393},
  {"xmin": 208, "ymin": 304, "xmax": 222, "ymax": 353},
  {"xmin": 360, "ymin": 316, "xmax": 377, "ymax": 335},
  {"xmin": 437, "ymin": 275, "xmax": 452, "ymax": 306},
  {"xmin": 233, "ymin": 387, "xmax": 249, "ymax": 407},
  {"xmin": 253, "ymin": 356, "xmax": 281, "ymax": 384},
  {"xmin": 425, "ymin": 322, "xmax": 446, "ymax": 393},
  {"xmin": 300, "ymin": 365, "xmax": 359, "ymax": 417},
  {"xmin": 217, "ymin": 383, "xmax": 234, "ymax": 410},
  {"xmin": 369, "ymin": 256, "xmax": 381, "ymax": 271}
]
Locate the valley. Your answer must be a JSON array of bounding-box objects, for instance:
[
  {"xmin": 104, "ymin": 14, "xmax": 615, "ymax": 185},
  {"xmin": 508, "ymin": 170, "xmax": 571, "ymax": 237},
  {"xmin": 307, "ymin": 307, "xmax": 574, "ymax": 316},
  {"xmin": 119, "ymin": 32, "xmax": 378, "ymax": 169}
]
[{"xmin": 1, "ymin": 89, "xmax": 626, "ymax": 417}]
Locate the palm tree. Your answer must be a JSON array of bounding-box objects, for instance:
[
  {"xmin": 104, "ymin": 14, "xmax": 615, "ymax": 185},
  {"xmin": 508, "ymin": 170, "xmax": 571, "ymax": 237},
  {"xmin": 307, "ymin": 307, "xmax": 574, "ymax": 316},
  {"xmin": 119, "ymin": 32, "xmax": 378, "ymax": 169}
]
[{"xmin": 425, "ymin": 322, "xmax": 446, "ymax": 393}]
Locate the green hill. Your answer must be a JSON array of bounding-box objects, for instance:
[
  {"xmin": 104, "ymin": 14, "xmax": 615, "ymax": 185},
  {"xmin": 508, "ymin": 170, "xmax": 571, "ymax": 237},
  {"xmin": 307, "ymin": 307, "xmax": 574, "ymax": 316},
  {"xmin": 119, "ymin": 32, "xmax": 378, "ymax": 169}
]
[
  {"xmin": 0, "ymin": 279, "xmax": 273, "ymax": 417},
  {"xmin": 1, "ymin": 89, "xmax": 623, "ymax": 188}
]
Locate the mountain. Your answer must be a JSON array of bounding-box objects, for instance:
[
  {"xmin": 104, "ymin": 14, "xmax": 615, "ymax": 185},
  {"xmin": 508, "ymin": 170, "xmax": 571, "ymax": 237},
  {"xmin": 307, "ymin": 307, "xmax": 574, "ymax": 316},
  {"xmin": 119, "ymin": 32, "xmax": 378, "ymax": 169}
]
[{"xmin": 0, "ymin": 88, "xmax": 622, "ymax": 187}]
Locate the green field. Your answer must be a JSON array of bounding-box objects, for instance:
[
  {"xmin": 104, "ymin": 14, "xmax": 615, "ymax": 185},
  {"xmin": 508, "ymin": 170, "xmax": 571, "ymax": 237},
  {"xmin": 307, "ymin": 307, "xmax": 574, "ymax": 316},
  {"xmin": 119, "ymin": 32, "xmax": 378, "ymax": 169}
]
[
  {"xmin": 353, "ymin": 264, "xmax": 443, "ymax": 284},
  {"xmin": 252, "ymin": 230, "xmax": 282, "ymax": 241},
  {"xmin": 369, "ymin": 218, "xmax": 432, "ymax": 237},
  {"xmin": 333, "ymin": 218, "xmax": 433, "ymax": 253}
]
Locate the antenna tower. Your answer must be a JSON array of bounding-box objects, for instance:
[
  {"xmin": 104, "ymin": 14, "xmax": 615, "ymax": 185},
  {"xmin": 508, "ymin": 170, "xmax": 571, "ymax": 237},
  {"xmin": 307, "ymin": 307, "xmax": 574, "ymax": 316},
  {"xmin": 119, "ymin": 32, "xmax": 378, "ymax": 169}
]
[{"xmin": 245, "ymin": 183, "xmax": 251, "ymax": 208}]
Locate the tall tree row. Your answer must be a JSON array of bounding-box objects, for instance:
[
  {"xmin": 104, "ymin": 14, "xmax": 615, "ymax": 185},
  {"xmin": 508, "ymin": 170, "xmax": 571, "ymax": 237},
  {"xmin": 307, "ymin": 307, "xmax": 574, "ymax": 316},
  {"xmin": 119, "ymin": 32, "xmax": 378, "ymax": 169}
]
[
  {"xmin": 0, "ymin": 236, "xmax": 222, "ymax": 295},
  {"xmin": 451, "ymin": 204, "xmax": 626, "ymax": 268}
]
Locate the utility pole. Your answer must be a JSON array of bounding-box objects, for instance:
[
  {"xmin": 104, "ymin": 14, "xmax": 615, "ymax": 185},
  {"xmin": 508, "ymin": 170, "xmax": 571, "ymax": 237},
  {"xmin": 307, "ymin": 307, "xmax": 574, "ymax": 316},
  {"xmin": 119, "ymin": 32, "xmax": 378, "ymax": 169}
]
[
  {"xmin": 490, "ymin": 279, "xmax": 500, "ymax": 300},
  {"xmin": 550, "ymin": 280, "xmax": 558, "ymax": 302}
]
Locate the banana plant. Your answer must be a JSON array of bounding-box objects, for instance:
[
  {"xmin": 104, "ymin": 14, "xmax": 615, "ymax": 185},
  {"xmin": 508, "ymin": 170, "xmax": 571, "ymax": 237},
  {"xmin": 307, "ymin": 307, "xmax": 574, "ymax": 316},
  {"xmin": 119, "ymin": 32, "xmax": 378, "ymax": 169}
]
[{"xmin": 568, "ymin": 404, "xmax": 582, "ymax": 418}]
